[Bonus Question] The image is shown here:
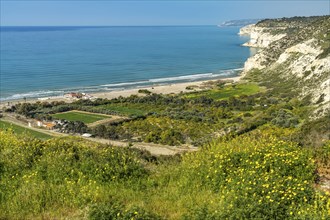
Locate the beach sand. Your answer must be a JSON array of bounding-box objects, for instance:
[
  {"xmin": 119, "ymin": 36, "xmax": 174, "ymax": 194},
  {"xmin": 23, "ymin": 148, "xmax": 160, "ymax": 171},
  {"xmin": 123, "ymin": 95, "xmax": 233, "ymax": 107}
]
[{"xmin": 0, "ymin": 76, "xmax": 241, "ymax": 109}]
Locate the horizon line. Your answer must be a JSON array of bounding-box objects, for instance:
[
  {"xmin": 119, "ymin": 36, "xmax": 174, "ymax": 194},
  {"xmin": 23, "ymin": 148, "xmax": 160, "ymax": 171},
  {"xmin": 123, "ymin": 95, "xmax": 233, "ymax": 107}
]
[{"xmin": 0, "ymin": 24, "xmax": 222, "ymax": 27}]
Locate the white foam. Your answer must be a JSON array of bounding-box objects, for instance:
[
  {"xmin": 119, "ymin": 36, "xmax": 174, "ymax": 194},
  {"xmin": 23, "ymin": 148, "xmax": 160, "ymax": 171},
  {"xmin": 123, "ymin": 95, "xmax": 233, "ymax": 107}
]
[
  {"xmin": 1, "ymin": 68, "xmax": 243, "ymax": 101},
  {"xmin": 100, "ymin": 81, "xmax": 148, "ymax": 87},
  {"xmin": 149, "ymin": 73, "xmax": 214, "ymax": 83},
  {"xmin": 0, "ymin": 90, "xmax": 65, "ymax": 101},
  {"xmin": 100, "ymin": 70, "xmax": 242, "ymax": 88}
]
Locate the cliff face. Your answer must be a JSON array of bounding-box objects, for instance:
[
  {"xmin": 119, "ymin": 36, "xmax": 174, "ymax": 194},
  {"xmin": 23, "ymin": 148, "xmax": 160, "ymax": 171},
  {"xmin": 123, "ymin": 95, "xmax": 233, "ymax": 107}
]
[
  {"xmin": 239, "ymin": 24, "xmax": 286, "ymax": 47},
  {"xmin": 240, "ymin": 16, "xmax": 330, "ymax": 116}
]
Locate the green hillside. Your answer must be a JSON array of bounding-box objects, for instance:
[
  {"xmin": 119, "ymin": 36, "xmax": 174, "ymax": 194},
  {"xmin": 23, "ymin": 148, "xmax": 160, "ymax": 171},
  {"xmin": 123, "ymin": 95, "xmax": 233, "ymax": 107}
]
[{"xmin": 1, "ymin": 129, "xmax": 329, "ymax": 219}]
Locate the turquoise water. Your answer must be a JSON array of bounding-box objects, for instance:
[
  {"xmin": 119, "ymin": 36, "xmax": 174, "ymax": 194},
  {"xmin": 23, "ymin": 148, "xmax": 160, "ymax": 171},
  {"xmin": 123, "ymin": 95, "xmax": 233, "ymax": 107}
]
[{"xmin": 0, "ymin": 26, "xmax": 250, "ymax": 101}]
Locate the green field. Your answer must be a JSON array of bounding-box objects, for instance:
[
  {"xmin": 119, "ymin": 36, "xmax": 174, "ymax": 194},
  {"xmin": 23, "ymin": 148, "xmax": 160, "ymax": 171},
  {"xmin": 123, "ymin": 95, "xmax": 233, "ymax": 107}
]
[
  {"xmin": 96, "ymin": 104, "xmax": 159, "ymax": 117},
  {"xmin": 52, "ymin": 111, "xmax": 111, "ymax": 124},
  {"xmin": 0, "ymin": 120, "xmax": 52, "ymax": 140},
  {"xmin": 184, "ymin": 83, "xmax": 263, "ymax": 100}
]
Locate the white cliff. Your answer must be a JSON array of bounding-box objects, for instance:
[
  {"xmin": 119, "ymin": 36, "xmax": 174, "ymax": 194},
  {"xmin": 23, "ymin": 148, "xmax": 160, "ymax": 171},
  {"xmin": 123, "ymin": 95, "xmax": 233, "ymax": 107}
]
[
  {"xmin": 239, "ymin": 22, "xmax": 330, "ymax": 114},
  {"xmin": 239, "ymin": 24, "xmax": 286, "ymax": 48},
  {"xmin": 275, "ymin": 39, "xmax": 326, "ymax": 77},
  {"xmin": 238, "ymin": 24, "xmax": 255, "ymax": 35},
  {"xmin": 240, "ymin": 24, "xmax": 288, "ymax": 73},
  {"xmin": 243, "ymin": 51, "xmax": 267, "ymax": 72},
  {"xmin": 273, "ymin": 39, "xmax": 330, "ymax": 104}
]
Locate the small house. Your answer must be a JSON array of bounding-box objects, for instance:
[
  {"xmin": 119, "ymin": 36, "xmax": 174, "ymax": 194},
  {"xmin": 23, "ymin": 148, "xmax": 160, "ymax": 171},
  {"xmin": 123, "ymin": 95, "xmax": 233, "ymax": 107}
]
[
  {"xmin": 43, "ymin": 122, "xmax": 55, "ymax": 130},
  {"xmin": 64, "ymin": 92, "xmax": 83, "ymax": 99}
]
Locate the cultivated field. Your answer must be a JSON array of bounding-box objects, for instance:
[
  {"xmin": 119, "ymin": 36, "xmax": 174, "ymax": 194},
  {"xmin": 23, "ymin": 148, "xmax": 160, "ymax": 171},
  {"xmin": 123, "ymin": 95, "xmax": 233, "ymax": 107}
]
[{"xmin": 52, "ymin": 111, "xmax": 111, "ymax": 124}]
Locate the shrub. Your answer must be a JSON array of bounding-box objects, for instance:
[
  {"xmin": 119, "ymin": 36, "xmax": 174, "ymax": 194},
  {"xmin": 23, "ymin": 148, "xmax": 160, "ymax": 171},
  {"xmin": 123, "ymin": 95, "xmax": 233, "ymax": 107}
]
[
  {"xmin": 160, "ymin": 129, "xmax": 184, "ymax": 146},
  {"xmin": 185, "ymin": 86, "xmax": 195, "ymax": 90},
  {"xmin": 180, "ymin": 131, "xmax": 329, "ymax": 219},
  {"xmin": 243, "ymin": 112, "xmax": 253, "ymax": 117},
  {"xmin": 0, "ymin": 131, "xmax": 147, "ymax": 217},
  {"xmin": 144, "ymin": 131, "xmax": 161, "ymax": 143},
  {"xmin": 315, "ymin": 141, "xmax": 330, "ymax": 166},
  {"xmin": 89, "ymin": 202, "xmax": 161, "ymax": 220},
  {"xmin": 138, "ymin": 89, "xmax": 152, "ymax": 95},
  {"xmin": 271, "ymin": 109, "xmax": 299, "ymax": 128},
  {"xmin": 293, "ymin": 113, "xmax": 330, "ymax": 147}
]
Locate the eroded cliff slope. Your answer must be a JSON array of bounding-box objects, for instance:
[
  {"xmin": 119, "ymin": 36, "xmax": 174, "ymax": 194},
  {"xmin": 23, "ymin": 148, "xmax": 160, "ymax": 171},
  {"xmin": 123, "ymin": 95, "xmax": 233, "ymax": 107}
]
[{"xmin": 240, "ymin": 16, "xmax": 330, "ymax": 116}]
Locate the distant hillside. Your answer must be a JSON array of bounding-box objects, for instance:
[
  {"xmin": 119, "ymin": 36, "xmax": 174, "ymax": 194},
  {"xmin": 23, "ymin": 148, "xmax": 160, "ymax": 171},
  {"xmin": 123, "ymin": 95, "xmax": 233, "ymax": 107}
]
[
  {"xmin": 240, "ymin": 16, "xmax": 330, "ymax": 117},
  {"xmin": 218, "ymin": 19, "xmax": 261, "ymax": 27}
]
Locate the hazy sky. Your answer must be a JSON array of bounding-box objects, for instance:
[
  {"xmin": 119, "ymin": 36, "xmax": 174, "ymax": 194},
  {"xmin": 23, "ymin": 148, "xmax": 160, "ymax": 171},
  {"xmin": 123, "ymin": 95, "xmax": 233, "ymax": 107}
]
[{"xmin": 1, "ymin": 1, "xmax": 329, "ymax": 26}]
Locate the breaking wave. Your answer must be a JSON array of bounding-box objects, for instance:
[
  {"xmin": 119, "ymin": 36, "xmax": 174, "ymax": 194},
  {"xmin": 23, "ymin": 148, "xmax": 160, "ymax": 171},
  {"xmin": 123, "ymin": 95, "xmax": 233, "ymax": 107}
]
[{"xmin": 0, "ymin": 68, "xmax": 243, "ymax": 101}]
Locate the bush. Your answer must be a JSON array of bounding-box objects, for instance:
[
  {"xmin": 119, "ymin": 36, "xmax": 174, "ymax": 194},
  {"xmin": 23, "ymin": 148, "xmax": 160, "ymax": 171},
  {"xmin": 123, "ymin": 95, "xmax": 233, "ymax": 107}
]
[
  {"xmin": 180, "ymin": 131, "xmax": 329, "ymax": 219},
  {"xmin": 293, "ymin": 113, "xmax": 330, "ymax": 147},
  {"xmin": 315, "ymin": 141, "xmax": 330, "ymax": 166},
  {"xmin": 144, "ymin": 131, "xmax": 161, "ymax": 143},
  {"xmin": 138, "ymin": 89, "xmax": 152, "ymax": 95},
  {"xmin": 160, "ymin": 129, "xmax": 184, "ymax": 146},
  {"xmin": 89, "ymin": 202, "xmax": 161, "ymax": 220},
  {"xmin": 271, "ymin": 109, "xmax": 299, "ymax": 128},
  {"xmin": 243, "ymin": 112, "xmax": 253, "ymax": 117},
  {"xmin": 185, "ymin": 86, "xmax": 196, "ymax": 90},
  {"xmin": 0, "ymin": 131, "xmax": 147, "ymax": 217}
]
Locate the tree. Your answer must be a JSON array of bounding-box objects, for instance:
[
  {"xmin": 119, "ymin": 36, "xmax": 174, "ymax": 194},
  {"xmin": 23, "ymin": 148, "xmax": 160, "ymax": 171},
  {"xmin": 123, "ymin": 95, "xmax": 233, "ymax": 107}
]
[{"xmin": 94, "ymin": 125, "xmax": 107, "ymax": 137}]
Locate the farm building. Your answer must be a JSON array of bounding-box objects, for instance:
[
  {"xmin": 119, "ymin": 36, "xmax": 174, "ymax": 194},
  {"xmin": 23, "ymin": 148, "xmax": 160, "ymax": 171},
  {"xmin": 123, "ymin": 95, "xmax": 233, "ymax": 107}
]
[
  {"xmin": 64, "ymin": 92, "xmax": 83, "ymax": 99},
  {"xmin": 28, "ymin": 120, "xmax": 55, "ymax": 130}
]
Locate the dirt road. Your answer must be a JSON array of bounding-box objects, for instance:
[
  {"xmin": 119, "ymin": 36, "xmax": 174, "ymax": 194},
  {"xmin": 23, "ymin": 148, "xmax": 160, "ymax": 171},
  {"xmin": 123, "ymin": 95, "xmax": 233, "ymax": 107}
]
[{"xmin": 1, "ymin": 113, "xmax": 197, "ymax": 156}]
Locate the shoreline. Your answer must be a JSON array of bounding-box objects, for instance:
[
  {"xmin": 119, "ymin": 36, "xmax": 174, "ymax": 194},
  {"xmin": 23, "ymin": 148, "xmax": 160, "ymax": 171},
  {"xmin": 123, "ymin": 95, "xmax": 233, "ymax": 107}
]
[{"xmin": 0, "ymin": 75, "xmax": 241, "ymax": 109}]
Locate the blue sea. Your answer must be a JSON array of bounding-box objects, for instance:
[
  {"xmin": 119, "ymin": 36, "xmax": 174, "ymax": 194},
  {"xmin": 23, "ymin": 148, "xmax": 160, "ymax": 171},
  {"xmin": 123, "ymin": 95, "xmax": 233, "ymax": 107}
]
[{"xmin": 0, "ymin": 26, "xmax": 251, "ymax": 101}]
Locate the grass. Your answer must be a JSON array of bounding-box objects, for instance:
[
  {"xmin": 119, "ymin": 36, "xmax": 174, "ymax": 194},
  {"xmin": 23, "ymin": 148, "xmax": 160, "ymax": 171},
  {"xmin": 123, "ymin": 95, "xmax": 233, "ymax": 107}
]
[
  {"xmin": 1, "ymin": 129, "xmax": 329, "ymax": 219},
  {"xmin": 52, "ymin": 111, "xmax": 111, "ymax": 124},
  {"xmin": 0, "ymin": 120, "xmax": 52, "ymax": 140},
  {"xmin": 184, "ymin": 83, "xmax": 262, "ymax": 100},
  {"xmin": 96, "ymin": 104, "xmax": 149, "ymax": 117}
]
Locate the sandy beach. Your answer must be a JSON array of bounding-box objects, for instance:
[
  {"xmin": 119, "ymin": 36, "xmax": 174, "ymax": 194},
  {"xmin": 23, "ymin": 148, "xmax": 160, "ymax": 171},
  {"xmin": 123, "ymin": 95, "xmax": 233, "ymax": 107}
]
[{"xmin": 0, "ymin": 76, "xmax": 241, "ymax": 109}]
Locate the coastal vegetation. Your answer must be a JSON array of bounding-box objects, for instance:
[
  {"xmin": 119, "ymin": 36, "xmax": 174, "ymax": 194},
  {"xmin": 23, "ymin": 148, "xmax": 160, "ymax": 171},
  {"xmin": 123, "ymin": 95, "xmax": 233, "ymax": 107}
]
[
  {"xmin": 0, "ymin": 127, "xmax": 329, "ymax": 219},
  {"xmin": 4, "ymin": 81, "xmax": 310, "ymax": 146},
  {"xmin": 182, "ymin": 82, "xmax": 262, "ymax": 100}
]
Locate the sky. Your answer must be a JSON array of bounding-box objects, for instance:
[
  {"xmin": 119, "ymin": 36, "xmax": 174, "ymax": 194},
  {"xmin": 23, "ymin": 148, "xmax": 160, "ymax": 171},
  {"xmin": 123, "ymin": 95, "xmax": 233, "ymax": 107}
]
[{"xmin": 0, "ymin": 1, "xmax": 329, "ymax": 26}]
